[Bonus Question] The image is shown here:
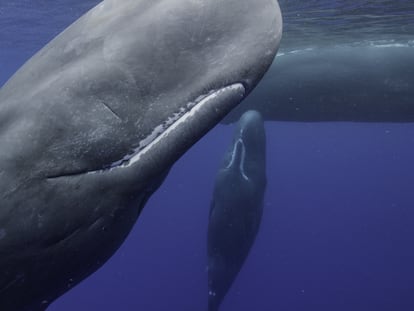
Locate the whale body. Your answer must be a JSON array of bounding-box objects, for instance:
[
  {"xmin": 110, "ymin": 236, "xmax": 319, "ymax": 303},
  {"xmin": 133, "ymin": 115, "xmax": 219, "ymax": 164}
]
[
  {"xmin": 224, "ymin": 44, "xmax": 414, "ymax": 123},
  {"xmin": 0, "ymin": 0, "xmax": 282, "ymax": 309},
  {"xmin": 208, "ymin": 110, "xmax": 267, "ymax": 311}
]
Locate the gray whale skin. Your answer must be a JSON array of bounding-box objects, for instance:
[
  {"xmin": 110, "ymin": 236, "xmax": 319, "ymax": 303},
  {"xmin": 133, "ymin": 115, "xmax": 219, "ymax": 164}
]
[
  {"xmin": 0, "ymin": 0, "xmax": 282, "ymax": 309},
  {"xmin": 208, "ymin": 110, "xmax": 266, "ymax": 311},
  {"xmin": 225, "ymin": 45, "xmax": 414, "ymax": 123}
]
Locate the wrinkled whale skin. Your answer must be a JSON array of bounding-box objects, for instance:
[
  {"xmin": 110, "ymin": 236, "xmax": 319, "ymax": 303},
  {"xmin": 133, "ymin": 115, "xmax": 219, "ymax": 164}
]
[{"xmin": 0, "ymin": 0, "xmax": 282, "ymax": 309}]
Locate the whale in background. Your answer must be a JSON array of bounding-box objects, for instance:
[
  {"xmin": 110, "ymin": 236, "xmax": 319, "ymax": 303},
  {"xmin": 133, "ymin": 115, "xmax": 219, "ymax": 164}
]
[
  {"xmin": 0, "ymin": 0, "xmax": 282, "ymax": 309},
  {"xmin": 208, "ymin": 110, "xmax": 267, "ymax": 311},
  {"xmin": 224, "ymin": 44, "xmax": 414, "ymax": 123}
]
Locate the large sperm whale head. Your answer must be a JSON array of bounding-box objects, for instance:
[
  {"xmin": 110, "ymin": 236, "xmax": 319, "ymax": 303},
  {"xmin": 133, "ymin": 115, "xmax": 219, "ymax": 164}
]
[{"xmin": 0, "ymin": 0, "xmax": 282, "ymax": 309}]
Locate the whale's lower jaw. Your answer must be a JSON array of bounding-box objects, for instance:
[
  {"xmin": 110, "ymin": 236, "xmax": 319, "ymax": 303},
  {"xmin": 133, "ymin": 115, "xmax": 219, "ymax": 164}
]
[
  {"xmin": 225, "ymin": 138, "xmax": 249, "ymax": 181},
  {"xmin": 113, "ymin": 83, "xmax": 246, "ymax": 170},
  {"xmin": 46, "ymin": 83, "xmax": 245, "ymax": 180}
]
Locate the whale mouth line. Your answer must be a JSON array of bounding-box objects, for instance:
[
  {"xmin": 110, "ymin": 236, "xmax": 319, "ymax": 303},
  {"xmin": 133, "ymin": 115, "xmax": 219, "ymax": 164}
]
[
  {"xmin": 225, "ymin": 138, "xmax": 249, "ymax": 181},
  {"xmin": 46, "ymin": 83, "xmax": 245, "ymax": 180}
]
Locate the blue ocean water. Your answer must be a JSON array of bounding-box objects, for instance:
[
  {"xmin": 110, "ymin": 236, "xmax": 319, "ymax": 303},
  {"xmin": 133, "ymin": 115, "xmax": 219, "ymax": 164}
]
[{"xmin": 1, "ymin": 1, "xmax": 414, "ymax": 310}]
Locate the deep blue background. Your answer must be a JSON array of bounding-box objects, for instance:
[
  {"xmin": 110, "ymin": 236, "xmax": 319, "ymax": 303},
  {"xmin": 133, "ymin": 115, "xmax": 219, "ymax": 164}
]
[
  {"xmin": 1, "ymin": 1, "xmax": 414, "ymax": 310},
  {"xmin": 48, "ymin": 122, "xmax": 414, "ymax": 311}
]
